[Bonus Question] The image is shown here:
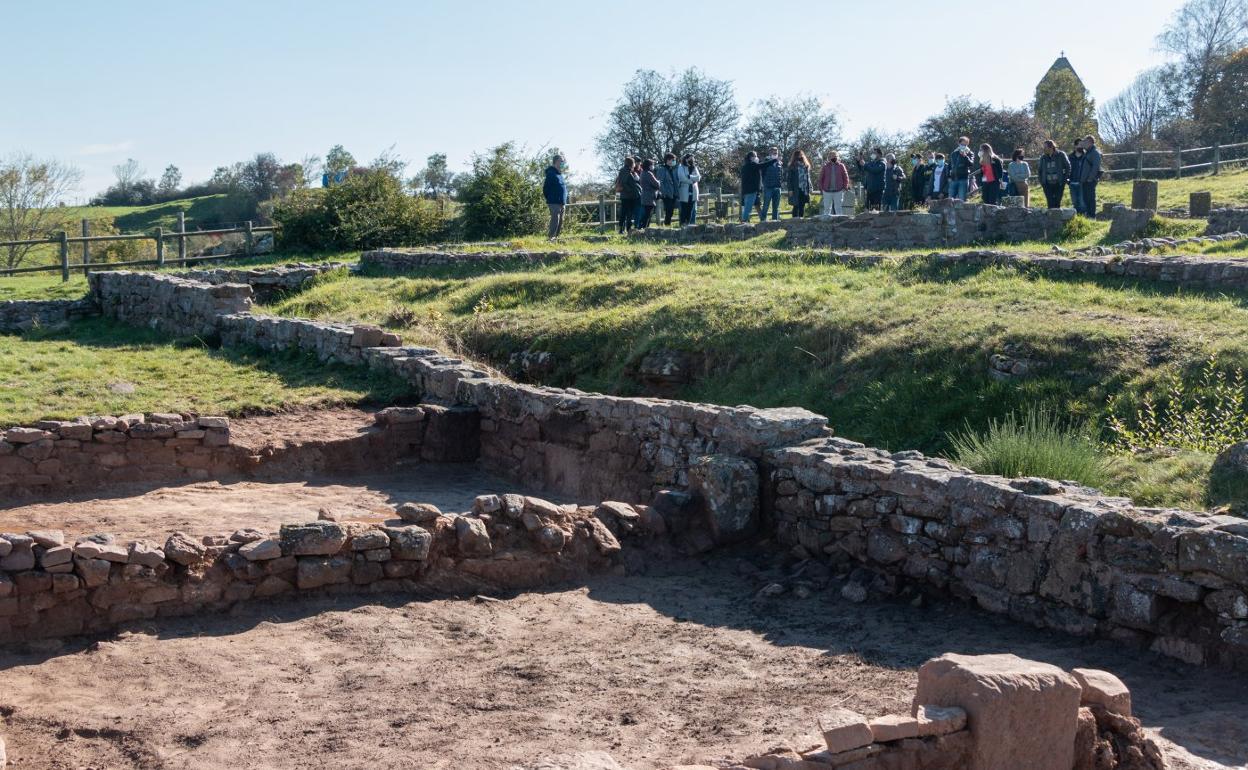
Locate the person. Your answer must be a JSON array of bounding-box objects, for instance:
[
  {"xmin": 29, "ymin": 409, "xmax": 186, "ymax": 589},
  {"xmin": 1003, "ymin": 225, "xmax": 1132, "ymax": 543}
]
[
  {"xmin": 676, "ymin": 153, "xmax": 701, "ymax": 227},
  {"xmin": 977, "ymin": 144, "xmax": 1005, "ymax": 205},
  {"xmin": 637, "ymin": 158, "xmax": 662, "ymax": 229},
  {"xmin": 910, "ymin": 153, "xmax": 929, "ymax": 208},
  {"xmin": 949, "ymin": 136, "xmax": 976, "ymax": 201},
  {"xmin": 1079, "ymin": 135, "xmax": 1103, "ymax": 219},
  {"xmin": 542, "ymin": 154, "xmax": 568, "ymax": 240},
  {"xmin": 760, "ymin": 147, "xmax": 784, "ymax": 221},
  {"xmin": 1007, "ymin": 148, "xmax": 1031, "ymax": 207},
  {"xmin": 1036, "ymin": 140, "xmax": 1070, "ymax": 209},
  {"xmin": 882, "ymin": 153, "xmax": 906, "ymax": 211},
  {"xmin": 657, "ymin": 153, "xmax": 680, "ymax": 227},
  {"xmin": 818, "ymin": 151, "xmax": 851, "ymax": 215},
  {"xmin": 857, "ymin": 148, "xmax": 887, "ymax": 211},
  {"xmin": 615, "ymin": 156, "xmax": 642, "ymax": 233},
  {"xmin": 787, "ymin": 150, "xmax": 813, "ymax": 218},
  {"xmin": 1068, "ymin": 140, "xmax": 1086, "ymax": 215},
  {"xmin": 929, "ymin": 153, "xmax": 950, "ymax": 199},
  {"xmin": 739, "ymin": 151, "xmax": 764, "ymax": 222}
]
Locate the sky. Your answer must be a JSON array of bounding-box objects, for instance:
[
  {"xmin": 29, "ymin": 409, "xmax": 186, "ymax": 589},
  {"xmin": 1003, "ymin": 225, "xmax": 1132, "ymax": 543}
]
[{"xmin": 3, "ymin": 0, "xmax": 1189, "ymax": 201}]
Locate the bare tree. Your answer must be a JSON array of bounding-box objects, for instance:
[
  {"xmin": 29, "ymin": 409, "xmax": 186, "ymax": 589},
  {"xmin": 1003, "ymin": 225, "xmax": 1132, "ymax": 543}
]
[
  {"xmin": 112, "ymin": 158, "xmax": 145, "ymax": 189},
  {"xmin": 299, "ymin": 154, "xmax": 322, "ymax": 187},
  {"xmin": 1156, "ymin": 0, "xmax": 1248, "ymax": 114},
  {"xmin": 0, "ymin": 153, "xmax": 83, "ymax": 269},
  {"xmin": 737, "ymin": 95, "xmax": 843, "ymax": 165},
  {"xmin": 1099, "ymin": 68, "xmax": 1170, "ymax": 147},
  {"xmin": 596, "ymin": 68, "xmax": 740, "ymax": 172}
]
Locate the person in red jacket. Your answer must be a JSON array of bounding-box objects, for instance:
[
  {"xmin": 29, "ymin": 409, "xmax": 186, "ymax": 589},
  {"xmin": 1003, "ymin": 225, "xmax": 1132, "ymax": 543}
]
[{"xmin": 818, "ymin": 151, "xmax": 851, "ymax": 216}]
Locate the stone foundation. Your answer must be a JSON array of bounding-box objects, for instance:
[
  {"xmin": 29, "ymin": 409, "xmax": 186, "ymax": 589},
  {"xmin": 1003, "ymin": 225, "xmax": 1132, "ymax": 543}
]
[
  {"xmin": 361, "ymin": 249, "xmax": 570, "ymax": 271},
  {"xmin": 177, "ymin": 262, "xmax": 347, "ymax": 301},
  {"xmin": 0, "ymin": 298, "xmax": 96, "ymax": 334},
  {"xmin": 1206, "ymin": 208, "xmax": 1248, "ymax": 235}
]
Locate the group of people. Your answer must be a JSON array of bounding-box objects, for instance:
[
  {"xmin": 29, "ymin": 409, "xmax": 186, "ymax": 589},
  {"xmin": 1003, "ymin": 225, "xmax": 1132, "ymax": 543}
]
[{"xmin": 540, "ymin": 134, "xmax": 1106, "ymax": 239}]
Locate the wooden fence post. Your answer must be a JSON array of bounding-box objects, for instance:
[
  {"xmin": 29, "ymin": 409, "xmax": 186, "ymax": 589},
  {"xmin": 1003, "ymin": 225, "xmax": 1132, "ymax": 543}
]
[
  {"xmin": 1175, "ymin": 149, "xmax": 1183, "ymax": 178},
  {"xmin": 177, "ymin": 211, "xmax": 187, "ymax": 263},
  {"xmin": 598, "ymin": 194, "xmax": 606, "ymax": 230},
  {"xmin": 58, "ymin": 231, "xmax": 69, "ymax": 282},
  {"xmin": 1212, "ymin": 143, "xmax": 1221, "ymax": 175},
  {"xmin": 715, "ymin": 185, "xmax": 723, "ymax": 222},
  {"xmin": 81, "ymin": 219, "xmax": 90, "ymax": 275},
  {"xmin": 244, "ymin": 221, "xmax": 254, "ymax": 256},
  {"xmin": 1135, "ymin": 149, "xmax": 1143, "ymax": 180},
  {"xmin": 155, "ymin": 227, "xmax": 165, "ymax": 267}
]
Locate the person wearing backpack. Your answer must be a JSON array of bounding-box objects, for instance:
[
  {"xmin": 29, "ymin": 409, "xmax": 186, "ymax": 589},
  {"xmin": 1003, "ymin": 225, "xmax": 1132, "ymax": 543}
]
[
  {"xmin": 657, "ymin": 152, "xmax": 680, "ymax": 227},
  {"xmin": 949, "ymin": 137, "xmax": 976, "ymax": 200},
  {"xmin": 1037, "ymin": 140, "xmax": 1071, "ymax": 209},
  {"xmin": 676, "ymin": 153, "xmax": 701, "ymax": 227},
  {"xmin": 615, "ymin": 156, "xmax": 642, "ymax": 234},
  {"xmin": 1079, "ymin": 135, "xmax": 1103, "ymax": 218},
  {"xmin": 542, "ymin": 154, "xmax": 568, "ymax": 240}
]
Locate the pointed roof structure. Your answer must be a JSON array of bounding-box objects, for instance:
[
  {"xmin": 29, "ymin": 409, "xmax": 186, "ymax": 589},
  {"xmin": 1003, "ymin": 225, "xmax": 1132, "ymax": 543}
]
[{"xmin": 1039, "ymin": 52, "xmax": 1087, "ymax": 92}]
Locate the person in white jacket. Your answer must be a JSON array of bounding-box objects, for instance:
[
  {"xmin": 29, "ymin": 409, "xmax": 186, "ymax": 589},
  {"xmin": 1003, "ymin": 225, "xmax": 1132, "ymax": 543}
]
[{"xmin": 676, "ymin": 153, "xmax": 701, "ymax": 227}]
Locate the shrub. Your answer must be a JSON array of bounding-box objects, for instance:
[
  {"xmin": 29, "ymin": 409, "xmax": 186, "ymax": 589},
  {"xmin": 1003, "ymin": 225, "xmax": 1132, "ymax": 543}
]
[
  {"xmin": 458, "ymin": 143, "xmax": 546, "ymax": 240},
  {"xmin": 1058, "ymin": 214, "xmax": 1097, "ymax": 241},
  {"xmin": 1141, "ymin": 215, "xmax": 1204, "ymax": 239},
  {"xmin": 271, "ymin": 170, "xmax": 446, "ymax": 251},
  {"xmin": 948, "ymin": 406, "xmax": 1109, "ymax": 487},
  {"xmin": 1107, "ymin": 355, "xmax": 1248, "ymax": 454}
]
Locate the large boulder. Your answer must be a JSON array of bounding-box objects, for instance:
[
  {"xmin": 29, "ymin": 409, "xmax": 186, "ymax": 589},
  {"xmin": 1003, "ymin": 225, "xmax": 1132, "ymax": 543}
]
[
  {"xmin": 913, "ymin": 653, "xmax": 1081, "ymax": 770},
  {"xmin": 688, "ymin": 454, "xmax": 759, "ymax": 544},
  {"xmin": 1210, "ymin": 441, "xmax": 1248, "ymax": 511}
]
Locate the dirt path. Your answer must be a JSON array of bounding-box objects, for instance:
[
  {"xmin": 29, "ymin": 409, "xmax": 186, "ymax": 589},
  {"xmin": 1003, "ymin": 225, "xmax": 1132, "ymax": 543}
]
[
  {"xmin": 0, "ymin": 464, "xmax": 558, "ymax": 541},
  {"xmin": 0, "ymin": 554, "xmax": 1243, "ymax": 770}
]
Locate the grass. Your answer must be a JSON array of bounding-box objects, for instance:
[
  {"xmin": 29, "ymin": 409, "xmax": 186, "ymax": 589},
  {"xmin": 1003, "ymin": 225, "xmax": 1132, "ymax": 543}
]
[
  {"xmin": 948, "ymin": 407, "xmax": 1109, "ymax": 488},
  {"xmin": 0, "ymin": 318, "xmax": 411, "ymax": 426},
  {"xmin": 1096, "ymin": 165, "xmax": 1248, "ymax": 210},
  {"xmin": 1105, "ymin": 450, "xmax": 1217, "ymax": 511}
]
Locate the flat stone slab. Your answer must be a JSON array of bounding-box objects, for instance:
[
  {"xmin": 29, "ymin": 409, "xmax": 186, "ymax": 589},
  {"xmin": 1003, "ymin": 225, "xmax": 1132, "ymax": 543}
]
[
  {"xmin": 818, "ymin": 707, "xmax": 873, "ymax": 753},
  {"xmin": 1071, "ymin": 668, "xmax": 1132, "ymax": 717}
]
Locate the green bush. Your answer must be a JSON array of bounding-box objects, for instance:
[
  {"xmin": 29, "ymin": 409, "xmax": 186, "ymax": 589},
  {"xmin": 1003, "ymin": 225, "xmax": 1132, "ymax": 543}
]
[
  {"xmin": 1107, "ymin": 355, "xmax": 1248, "ymax": 454},
  {"xmin": 1058, "ymin": 214, "xmax": 1097, "ymax": 241},
  {"xmin": 948, "ymin": 406, "xmax": 1109, "ymax": 487},
  {"xmin": 1141, "ymin": 215, "xmax": 1204, "ymax": 239},
  {"xmin": 271, "ymin": 170, "xmax": 446, "ymax": 251},
  {"xmin": 458, "ymin": 143, "xmax": 546, "ymax": 240}
]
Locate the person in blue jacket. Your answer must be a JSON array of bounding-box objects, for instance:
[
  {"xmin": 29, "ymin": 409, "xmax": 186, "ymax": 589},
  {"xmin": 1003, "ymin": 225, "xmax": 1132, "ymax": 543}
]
[{"xmin": 543, "ymin": 154, "xmax": 568, "ymax": 240}]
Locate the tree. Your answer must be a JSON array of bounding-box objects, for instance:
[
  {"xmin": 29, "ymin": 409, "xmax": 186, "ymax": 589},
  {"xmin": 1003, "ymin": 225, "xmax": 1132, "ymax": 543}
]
[
  {"xmin": 596, "ymin": 68, "xmax": 740, "ymax": 171},
  {"xmin": 458, "ymin": 143, "xmax": 545, "ymax": 240},
  {"xmin": 916, "ymin": 96, "xmax": 1046, "ymax": 156},
  {"xmin": 1199, "ymin": 47, "xmax": 1248, "ymax": 140},
  {"xmin": 1099, "ymin": 68, "xmax": 1172, "ymax": 148},
  {"xmin": 325, "ymin": 145, "xmax": 357, "ymax": 177},
  {"xmin": 113, "ymin": 158, "xmax": 145, "ymax": 190},
  {"xmin": 0, "ymin": 153, "xmax": 83, "ymax": 269},
  {"xmin": 240, "ymin": 152, "xmax": 283, "ymax": 202},
  {"xmin": 1033, "ymin": 68, "xmax": 1099, "ymax": 146},
  {"xmin": 299, "ymin": 154, "xmax": 322, "ymax": 187},
  {"xmin": 158, "ymin": 165, "xmax": 182, "ymax": 196},
  {"xmin": 415, "ymin": 153, "xmax": 456, "ymax": 197},
  {"xmin": 1157, "ymin": 0, "xmax": 1248, "ymax": 116},
  {"xmin": 737, "ymin": 95, "xmax": 842, "ymax": 165},
  {"xmin": 845, "ymin": 127, "xmax": 916, "ymax": 166}
]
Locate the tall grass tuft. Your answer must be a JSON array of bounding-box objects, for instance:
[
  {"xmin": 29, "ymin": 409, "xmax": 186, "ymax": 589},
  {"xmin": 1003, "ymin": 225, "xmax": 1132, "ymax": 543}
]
[{"xmin": 949, "ymin": 406, "xmax": 1109, "ymax": 487}]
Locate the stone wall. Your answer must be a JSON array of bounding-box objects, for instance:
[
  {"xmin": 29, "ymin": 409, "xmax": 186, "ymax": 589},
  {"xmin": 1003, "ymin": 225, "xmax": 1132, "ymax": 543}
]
[
  {"xmin": 629, "ymin": 202, "xmax": 1075, "ymax": 249},
  {"xmin": 178, "ymin": 262, "xmax": 347, "ymax": 302},
  {"xmin": 765, "ymin": 437, "xmax": 1248, "ymax": 669},
  {"xmin": 361, "ymin": 249, "xmax": 569, "ymax": 271},
  {"xmin": 0, "ymin": 298, "xmax": 96, "ymax": 334},
  {"xmin": 1206, "ymin": 208, "xmax": 1248, "ymax": 235},
  {"xmin": 0, "ymin": 494, "xmax": 655, "ymax": 643},
  {"xmin": 89, "ymin": 271, "xmax": 252, "ymax": 338}
]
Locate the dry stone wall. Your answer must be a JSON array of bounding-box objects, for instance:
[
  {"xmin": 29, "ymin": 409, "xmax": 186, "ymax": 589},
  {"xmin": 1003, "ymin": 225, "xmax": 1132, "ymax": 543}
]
[
  {"xmin": 1206, "ymin": 208, "xmax": 1248, "ymax": 235},
  {"xmin": 89, "ymin": 271, "xmax": 252, "ymax": 338},
  {"xmin": 360, "ymin": 249, "xmax": 569, "ymax": 271},
  {"xmin": 0, "ymin": 494, "xmax": 656, "ymax": 643},
  {"xmin": 0, "ymin": 298, "xmax": 96, "ymax": 334},
  {"xmin": 765, "ymin": 437, "xmax": 1248, "ymax": 669},
  {"xmin": 178, "ymin": 262, "xmax": 346, "ymax": 301}
]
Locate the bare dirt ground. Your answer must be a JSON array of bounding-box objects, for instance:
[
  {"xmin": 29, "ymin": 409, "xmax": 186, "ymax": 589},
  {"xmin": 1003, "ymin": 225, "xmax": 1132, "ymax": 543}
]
[
  {"xmin": 0, "ymin": 554, "xmax": 1243, "ymax": 770},
  {"xmin": 0, "ymin": 464, "xmax": 559, "ymax": 541}
]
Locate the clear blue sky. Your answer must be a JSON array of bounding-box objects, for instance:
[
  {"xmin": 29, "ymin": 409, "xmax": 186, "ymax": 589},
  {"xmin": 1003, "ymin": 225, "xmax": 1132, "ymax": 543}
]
[{"xmin": 3, "ymin": 0, "xmax": 1187, "ymax": 200}]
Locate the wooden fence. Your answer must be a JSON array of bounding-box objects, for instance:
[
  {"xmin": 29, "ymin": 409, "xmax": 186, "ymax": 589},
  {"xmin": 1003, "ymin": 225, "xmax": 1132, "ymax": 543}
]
[{"xmin": 0, "ymin": 214, "xmax": 276, "ymax": 281}]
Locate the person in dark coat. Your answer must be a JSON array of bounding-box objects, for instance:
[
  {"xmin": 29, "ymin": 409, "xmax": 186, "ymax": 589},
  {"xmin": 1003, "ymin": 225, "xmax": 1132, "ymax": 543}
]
[
  {"xmin": 910, "ymin": 153, "xmax": 929, "ymax": 208},
  {"xmin": 949, "ymin": 137, "xmax": 976, "ymax": 200},
  {"xmin": 760, "ymin": 147, "xmax": 784, "ymax": 221},
  {"xmin": 928, "ymin": 153, "xmax": 950, "ymax": 199},
  {"xmin": 882, "ymin": 154, "xmax": 907, "ymax": 211},
  {"xmin": 637, "ymin": 158, "xmax": 662, "ymax": 228},
  {"xmin": 856, "ymin": 147, "xmax": 887, "ymax": 211},
  {"xmin": 615, "ymin": 156, "xmax": 642, "ymax": 234},
  {"xmin": 739, "ymin": 151, "xmax": 764, "ymax": 222},
  {"xmin": 657, "ymin": 152, "xmax": 680, "ymax": 226},
  {"xmin": 1036, "ymin": 140, "xmax": 1071, "ymax": 209},
  {"xmin": 1068, "ymin": 142, "xmax": 1086, "ymax": 214},
  {"xmin": 543, "ymin": 154, "xmax": 568, "ymax": 240},
  {"xmin": 1078, "ymin": 135, "xmax": 1103, "ymax": 219},
  {"xmin": 787, "ymin": 150, "xmax": 812, "ymax": 218},
  {"xmin": 976, "ymin": 144, "xmax": 1005, "ymax": 205}
]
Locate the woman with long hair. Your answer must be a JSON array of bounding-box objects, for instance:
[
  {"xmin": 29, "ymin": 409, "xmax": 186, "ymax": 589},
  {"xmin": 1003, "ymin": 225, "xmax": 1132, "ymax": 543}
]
[
  {"xmin": 787, "ymin": 150, "xmax": 812, "ymax": 218},
  {"xmin": 977, "ymin": 143, "xmax": 1005, "ymax": 205}
]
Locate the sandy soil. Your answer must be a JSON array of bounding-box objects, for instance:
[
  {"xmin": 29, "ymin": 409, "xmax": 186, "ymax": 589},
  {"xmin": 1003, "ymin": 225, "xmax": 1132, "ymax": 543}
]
[
  {"xmin": 0, "ymin": 464, "xmax": 560, "ymax": 542},
  {"xmin": 0, "ymin": 554, "xmax": 1243, "ymax": 770},
  {"xmin": 226, "ymin": 408, "xmax": 381, "ymax": 451}
]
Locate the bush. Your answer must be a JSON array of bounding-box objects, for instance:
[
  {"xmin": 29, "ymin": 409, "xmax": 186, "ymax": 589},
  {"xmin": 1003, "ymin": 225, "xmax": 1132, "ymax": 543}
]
[
  {"xmin": 1107, "ymin": 355, "xmax": 1248, "ymax": 454},
  {"xmin": 271, "ymin": 170, "xmax": 446, "ymax": 251},
  {"xmin": 458, "ymin": 143, "xmax": 546, "ymax": 240},
  {"xmin": 948, "ymin": 406, "xmax": 1109, "ymax": 487}
]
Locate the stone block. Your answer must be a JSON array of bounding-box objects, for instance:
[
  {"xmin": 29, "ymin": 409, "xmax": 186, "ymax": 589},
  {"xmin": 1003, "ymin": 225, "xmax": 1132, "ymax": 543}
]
[
  {"xmin": 1070, "ymin": 668, "xmax": 1131, "ymax": 717},
  {"xmin": 454, "ymin": 516, "xmax": 493, "ymax": 557},
  {"xmin": 239, "ymin": 539, "xmax": 282, "ymax": 561},
  {"xmin": 385, "ymin": 526, "xmax": 432, "ymax": 561},
  {"xmin": 296, "ymin": 555, "xmax": 352, "ymax": 589},
  {"xmin": 818, "ymin": 707, "xmax": 873, "ymax": 753},
  {"xmin": 688, "ymin": 454, "xmax": 760, "ymax": 544},
  {"xmin": 1130, "ymin": 180, "xmax": 1158, "ymax": 211},
  {"xmin": 280, "ymin": 522, "xmax": 348, "ymax": 556},
  {"xmin": 1190, "ymin": 191, "xmax": 1212, "ymax": 218},
  {"xmin": 913, "ymin": 653, "xmax": 1081, "ymax": 770}
]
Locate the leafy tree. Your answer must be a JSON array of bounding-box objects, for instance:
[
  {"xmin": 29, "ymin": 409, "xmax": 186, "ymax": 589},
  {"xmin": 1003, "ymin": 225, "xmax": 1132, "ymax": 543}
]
[
  {"xmin": 736, "ymin": 95, "xmax": 842, "ymax": 165},
  {"xmin": 157, "ymin": 165, "xmax": 182, "ymax": 197},
  {"xmin": 324, "ymin": 145, "xmax": 357, "ymax": 176},
  {"xmin": 1033, "ymin": 68, "xmax": 1099, "ymax": 146},
  {"xmin": 414, "ymin": 153, "xmax": 457, "ymax": 196},
  {"xmin": 1198, "ymin": 47, "xmax": 1248, "ymax": 140},
  {"xmin": 916, "ymin": 96, "xmax": 1046, "ymax": 156},
  {"xmin": 596, "ymin": 68, "xmax": 740, "ymax": 171},
  {"xmin": 1157, "ymin": 0, "xmax": 1248, "ymax": 116},
  {"xmin": 0, "ymin": 153, "xmax": 83, "ymax": 269},
  {"xmin": 845, "ymin": 127, "xmax": 916, "ymax": 167},
  {"xmin": 458, "ymin": 143, "xmax": 545, "ymax": 240},
  {"xmin": 240, "ymin": 152, "xmax": 283, "ymax": 202}
]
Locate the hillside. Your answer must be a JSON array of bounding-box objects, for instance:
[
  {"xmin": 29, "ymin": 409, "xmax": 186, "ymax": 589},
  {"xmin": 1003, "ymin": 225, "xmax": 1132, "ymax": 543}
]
[
  {"xmin": 1096, "ymin": 166, "xmax": 1248, "ymax": 210},
  {"xmin": 55, "ymin": 193, "xmax": 254, "ymax": 233}
]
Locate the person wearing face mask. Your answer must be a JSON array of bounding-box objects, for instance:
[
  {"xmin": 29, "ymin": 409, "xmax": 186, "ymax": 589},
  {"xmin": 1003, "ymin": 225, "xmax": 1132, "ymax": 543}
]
[
  {"xmin": 882, "ymin": 154, "xmax": 906, "ymax": 212},
  {"xmin": 1037, "ymin": 139, "xmax": 1071, "ymax": 209},
  {"xmin": 739, "ymin": 151, "xmax": 764, "ymax": 222},
  {"xmin": 949, "ymin": 136, "xmax": 975, "ymax": 201},
  {"xmin": 1068, "ymin": 140, "xmax": 1086, "ymax": 215},
  {"xmin": 856, "ymin": 148, "xmax": 887, "ymax": 211},
  {"xmin": 676, "ymin": 153, "xmax": 701, "ymax": 227},
  {"xmin": 543, "ymin": 154, "xmax": 568, "ymax": 240},
  {"xmin": 910, "ymin": 154, "xmax": 929, "ymax": 208},
  {"xmin": 757, "ymin": 147, "xmax": 784, "ymax": 221},
  {"xmin": 637, "ymin": 158, "xmax": 662, "ymax": 229},
  {"xmin": 658, "ymin": 152, "xmax": 680, "ymax": 227},
  {"xmin": 976, "ymin": 143, "xmax": 1005, "ymax": 205},
  {"xmin": 818, "ymin": 151, "xmax": 851, "ymax": 216},
  {"xmin": 929, "ymin": 153, "xmax": 950, "ymax": 199},
  {"xmin": 787, "ymin": 150, "xmax": 813, "ymax": 218}
]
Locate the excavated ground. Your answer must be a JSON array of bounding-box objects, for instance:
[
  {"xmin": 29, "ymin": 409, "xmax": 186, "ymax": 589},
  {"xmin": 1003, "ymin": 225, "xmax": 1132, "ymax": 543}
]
[{"xmin": 0, "ymin": 554, "xmax": 1244, "ymax": 770}]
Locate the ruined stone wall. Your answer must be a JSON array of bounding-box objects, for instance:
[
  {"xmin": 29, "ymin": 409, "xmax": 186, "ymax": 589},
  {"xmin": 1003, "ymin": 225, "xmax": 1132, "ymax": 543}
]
[
  {"xmin": 1206, "ymin": 208, "xmax": 1248, "ymax": 235},
  {"xmin": 0, "ymin": 494, "xmax": 651, "ymax": 643},
  {"xmin": 0, "ymin": 298, "xmax": 97, "ymax": 334},
  {"xmin": 178, "ymin": 262, "xmax": 347, "ymax": 301},
  {"xmin": 89, "ymin": 271, "xmax": 252, "ymax": 338},
  {"xmin": 361, "ymin": 249, "xmax": 569, "ymax": 271},
  {"xmin": 766, "ymin": 437, "xmax": 1248, "ymax": 669}
]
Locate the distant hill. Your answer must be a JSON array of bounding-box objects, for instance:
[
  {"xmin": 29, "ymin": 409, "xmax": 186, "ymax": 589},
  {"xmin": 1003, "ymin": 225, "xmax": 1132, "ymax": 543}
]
[{"xmin": 56, "ymin": 194, "xmax": 258, "ymax": 235}]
